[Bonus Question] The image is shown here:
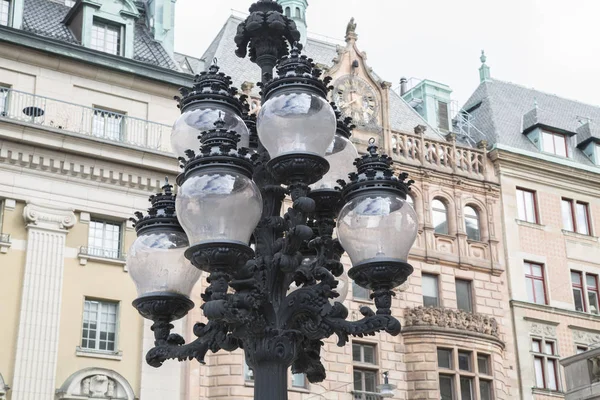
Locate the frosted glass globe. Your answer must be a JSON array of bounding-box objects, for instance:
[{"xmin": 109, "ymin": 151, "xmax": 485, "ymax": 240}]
[
  {"xmin": 337, "ymin": 194, "xmax": 418, "ymax": 266},
  {"xmin": 128, "ymin": 231, "xmax": 201, "ymax": 298},
  {"xmin": 176, "ymin": 168, "xmax": 263, "ymax": 246},
  {"xmin": 311, "ymin": 134, "xmax": 359, "ymax": 190},
  {"xmin": 257, "ymin": 90, "xmax": 336, "ymax": 159},
  {"xmin": 171, "ymin": 104, "xmax": 249, "ymax": 157}
]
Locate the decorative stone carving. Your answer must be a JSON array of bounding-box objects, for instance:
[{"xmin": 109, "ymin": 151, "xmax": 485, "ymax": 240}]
[
  {"xmin": 404, "ymin": 306, "xmax": 499, "ymax": 338},
  {"xmin": 23, "ymin": 203, "xmax": 76, "ymax": 230},
  {"xmin": 573, "ymin": 329, "xmax": 600, "ymax": 347},
  {"xmin": 530, "ymin": 322, "xmax": 556, "ymax": 338},
  {"xmin": 56, "ymin": 368, "xmax": 134, "ymax": 400}
]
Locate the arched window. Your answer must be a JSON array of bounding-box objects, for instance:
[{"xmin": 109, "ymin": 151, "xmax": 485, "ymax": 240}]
[
  {"xmin": 285, "ymin": 7, "xmax": 291, "ymax": 17},
  {"xmin": 464, "ymin": 206, "xmax": 480, "ymax": 241},
  {"xmin": 295, "ymin": 7, "xmax": 301, "ymax": 18},
  {"xmin": 432, "ymin": 199, "xmax": 448, "ymax": 235}
]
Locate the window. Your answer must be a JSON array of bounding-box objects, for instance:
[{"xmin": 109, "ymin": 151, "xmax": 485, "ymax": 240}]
[
  {"xmin": 571, "ymin": 270, "xmax": 599, "ymax": 314},
  {"xmin": 284, "ymin": 7, "xmax": 290, "ymax": 17},
  {"xmin": 353, "ymin": 343, "xmax": 378, "ymax": 400},
  {"xmin": 455, "ymin": 279, "xmax": 473, "ymax": 312},
  {"xmin": 92, "ymin": 108, "xmax": 124, "ymax": 141},
  {"xmin": 292, "ymin": 373, "xmax": 306, "ymax": 388},
  {"xmin": 516, "ymin": 188, "xmax": 538, "ymax": 223},
  {"xmin": 524, "ymin": 262, "xmax": 546, "ymax": 305},
  {"xmin": 422, "ymin": 273, "xmax": 439, "ymax": 307},
  {"xmin": 437, "ymin": 100, "xmax": 450, "ymax": 131},
  {"xmin": 432, "ymin": 199, "xmax": 448, "ymax": 234},
  {"xmin": 353, "ymin": 281, "xmax": 370, "ymax": 300},
  {"xmin": 541, "ymin": 130, "xmax": 568, "ymax": 157},
  {"xmin": 0, "ymin": 0, "xmax": 10, "ymax": 26},
  {"xmin": 0, "ymin": 85, "xmax": 9, "ymax": 115},
  {"xmin": 243, "ymin": 357, "xmax": 254, "ymax": 381},
  {"xmin": 532, "ymin": 339, "xmax": 559, "ymax": 391},
  {"xmin": 91, "ymin": 20, "xmax": 122, "ymax": 55},
  {"xmin": 295, "ymin": 7, "xmax": 301, "ymax": 18},
  {"xmin": 437, "ymin": 348, "xmax": 493, "ymax": 400},
  {"xmin": 561, "ymin": 199, "xmax": 591, "ymax": 235},
  {"xmin": 464, "ymin": 206, "xmax": 480, "ymax": 241},
  {"xmin": 81, "ymin": 299, "xmax": 118, "ymax": 352},
  {"xmin": 88, "ymin": 219, "xmax": 122, "ymax": 259}
]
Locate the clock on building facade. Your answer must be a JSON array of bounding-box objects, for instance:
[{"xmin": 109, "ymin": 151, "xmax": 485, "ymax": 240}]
[{"xmin": 332, "ymin": 75, "xmax": 379, "ymax": 127}]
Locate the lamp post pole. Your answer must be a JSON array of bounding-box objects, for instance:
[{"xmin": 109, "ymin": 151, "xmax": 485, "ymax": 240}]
[{"xmin": 127, "ymin": 2, "xmax": 418, "ymax": 399}]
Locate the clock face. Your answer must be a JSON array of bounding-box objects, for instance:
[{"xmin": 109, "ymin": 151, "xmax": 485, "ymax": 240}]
[{"xmin": 332, "ymin": 76, "xmax": 379, "ymax": 126}]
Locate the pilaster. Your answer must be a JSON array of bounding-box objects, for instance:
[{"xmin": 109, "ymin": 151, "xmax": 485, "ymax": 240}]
[{"xmin": 11, "ymin": 203, "xmax": 76, "ymax": 400}]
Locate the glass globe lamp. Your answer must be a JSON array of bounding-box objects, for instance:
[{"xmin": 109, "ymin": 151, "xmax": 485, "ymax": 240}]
[
  {"xmin": 257, "ymin": 88, "xmax": 336, "ymax": 159},
  {"xmin": 176, "ymin": 167, "xmax": 262, "ymax": 246},
  {"xmin": 337, "ymin": 194, "xmax": 417, "ymax": 266},
  {"xmin": 128, "ymin": 229, "xmax": 201, "ymax": 298},
  {"xmin": 311, "ymin": 132, "xmax": 358, "ymax": 190},
  {"xmin": 171, "ymin": 104, "xmax": 249, "ymax": 158}
]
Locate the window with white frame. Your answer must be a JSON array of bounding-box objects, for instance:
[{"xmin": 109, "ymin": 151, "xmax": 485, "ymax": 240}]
[
  {"xmin": 81, "ymin": 299, "xmax": 118, "ymax": 352},
  {"xmin": 532, "ymin": 338, "xmax": 559, "ymax": 391},
  {"xmin": 571, "ymin": 270, "xmax": 599, "ymax": 314},
  {"xmin": 91, "ymin": 20, "xmax": 122, "ymax": 55},
  {"xmin": 352, "ymin": 343, "xmax": 378, "ymax": 400},
  {"xmin": 464, "ymin": 206, "xmax": 480, "ymax": 241},
  {"xmin": 0, "ymin": 85, "xmax": 9, "ymax": 114},
  {"xmin": 540, "ymin": 130, "xmax": 568, "ymax": 157},
  {"xmin": 88, "ymin": 219, "xmax": 122, "ymax": 259},
  {"xmin": 291, "ymin": 372, "xmax": 307, "ymax": 389},
  {"xmin": 432, "ymin": 199, "xmax": 449, "ymax": 235},
  {"xmin": 561, "ymin": 198, "xmax": 591, "ymax": 235},
  {"xmin": 243, "ymin": 357, "xmax": 254, "ymax": 381},
  {"xmin": 0, "ymin": 0, "xmax": 10, "ymax": 26},
  {"xmin": 353, "ymin": 281, "xmax": 370, "ymax": 301},
  {"xmin": 437, "ymin": 348, "xmax": 493, "ymax": 400},
  {"xmin": 422, "ymin": 273, "xmax": 440, "ymax": 307},
  {"xmin": 455, "ymin": 279, "xmax": 473, "ymax": 312},
  {"xmin": 92, "ymin": 108, "xmax": 124, "ymax": 141}
]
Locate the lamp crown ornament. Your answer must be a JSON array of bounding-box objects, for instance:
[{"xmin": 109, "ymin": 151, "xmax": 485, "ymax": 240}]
[
  {"xmin": 174, "ymin": 58, "xmax": 244, "ymax": 114},
  {"xmin": 259, "ymin": 43, "xmax": 333, "ymax": 99},
  {"xmin": 337, "ymin": 138, "xmax": 414, "ymax": 201},
  {"xmin": 129, "ymin": 178, "xmax": 182, "ymax": 235},
  {"xmin": 333, "ymin": 105, "xmax": 356, "ymax": 139}
]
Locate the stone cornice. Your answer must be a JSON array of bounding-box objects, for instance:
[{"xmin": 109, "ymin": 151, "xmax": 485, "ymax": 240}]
[
  {"xmin": 489, "ymin": 147, "xmax": 600, "ymax": 194},
  {"xmin": 23, "ymin": 203, "xmax": 76, "ymax": 231},
  {"xmin": 512, "ymin": 300, "xmax": 600, "ymax": 322},
  {"xmin": 0, "ymin": 26, "xmax": 191, "ymax": 88},
  {"xmin": 402, "ymin": 326, "xmax": 505, "ymax": 350}
]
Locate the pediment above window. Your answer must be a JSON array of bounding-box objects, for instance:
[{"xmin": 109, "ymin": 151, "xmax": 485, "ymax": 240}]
[{"xmin": 56, "ymin": 368, "xmax": 135, "ymax": 400}]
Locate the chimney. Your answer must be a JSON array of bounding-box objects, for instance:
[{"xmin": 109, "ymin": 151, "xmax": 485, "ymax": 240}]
[
  {"xmin": 400, "ymin": 77, "xmax": 408, "ymax": 96},
  {"xmin": 146, "ymin": 0, "xmax": 177, "ymax": 58}
]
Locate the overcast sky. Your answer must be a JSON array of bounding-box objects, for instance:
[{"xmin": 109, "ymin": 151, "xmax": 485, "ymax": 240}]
[{"xmin": 174, "ymin": 0, "xmax": 600, "ymax": 109}]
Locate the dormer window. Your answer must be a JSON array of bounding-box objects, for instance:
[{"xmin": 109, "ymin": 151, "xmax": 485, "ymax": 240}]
[
  {"xmin": 540, "ymin": 130, "xmax": 567, "ymax": 157},
  {"xmin": 91, "ymin": 20, "xmax": 122, "ymax": 55},
  {"xmin": 0, "ymin": 0, "xmax": 10, "ymax": 26}
]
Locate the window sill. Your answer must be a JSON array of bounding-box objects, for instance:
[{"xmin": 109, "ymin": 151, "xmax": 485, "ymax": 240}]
[
  {"xmin": 433, "ymin": 233, "xmax": 456, "ymax": 240},
  {"xmin": 562, "ymin": 230, "xmax": 598, "ymax": 242},
  {"xmin": 531, "ymin": 388, "xmax": 564, "ymax": 398},
  {"xmin": 515, "ymin": 219, "xmax": 545, "ymax": 230},
  {"xmin": 78, "ymin": 253, "xmax": 127, "ymax": 269},
  {"xmin": 75, "ymin": 347, "xmax": 122, "ymax": 361},
  {"xmin": 466, "ymin": 239, "xmax": 488, "ymax": 246},
  {"xmin": 352, "ymin": 298, "xmax": 373, "ymax": 304},
  {"xmin": 289, "ymin": 386, "xmax": 310, "ymax": 393}
]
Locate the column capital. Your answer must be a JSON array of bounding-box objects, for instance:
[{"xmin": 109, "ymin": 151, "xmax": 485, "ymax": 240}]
[{"xmin": 23, "ymin": 203, "xmax": 77, "ymax": 231}]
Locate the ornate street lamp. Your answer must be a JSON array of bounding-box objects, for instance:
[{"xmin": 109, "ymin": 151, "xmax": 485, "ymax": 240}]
[{"xmin": 128, "ymin": 1, "xmax": 417, "ymax": 399}]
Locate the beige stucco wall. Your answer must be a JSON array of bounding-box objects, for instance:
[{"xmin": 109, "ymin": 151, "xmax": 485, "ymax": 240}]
[{"xmin": 495, "ymin": 149, "xmax": 600, "ymax": 400}]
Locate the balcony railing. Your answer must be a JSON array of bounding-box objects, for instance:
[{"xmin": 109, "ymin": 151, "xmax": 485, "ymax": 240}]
[
  {"xmin": 353, "ymin": 392, "xmax": 383, "ymax": 400},
  {"xmin": 0, "ymin": 233, "xmax": 10, "ymax": 243},
  {"xmin": 79, "ymin": 246, "xmax": 126, "ymax": 261},
  {"xmin": 0, "ymin": 88, "xmax": 171, "ymax": 152},
  {"xmin": 391, "ymin": 131, "xmax": 487, "ymax": 176}
]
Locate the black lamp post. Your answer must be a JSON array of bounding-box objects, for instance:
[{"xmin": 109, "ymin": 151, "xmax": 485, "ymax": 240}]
[{"xmin": 127, "ymin": 1, "xmax": 418, "ymax": 399}]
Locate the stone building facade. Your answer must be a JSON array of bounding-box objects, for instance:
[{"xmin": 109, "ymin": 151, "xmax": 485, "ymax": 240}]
[
  {"xmin": 462, "ymin": 66, "xmax": 600, "ymax": 400},
  {"xmin": 0, "ymin": 0, "xmax": 199, "ymax": 399}
]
